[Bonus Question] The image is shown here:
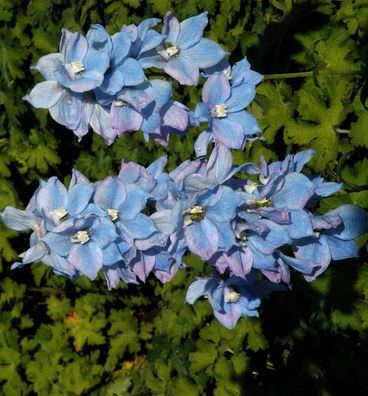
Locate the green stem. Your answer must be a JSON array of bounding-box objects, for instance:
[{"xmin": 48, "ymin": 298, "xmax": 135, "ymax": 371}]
[{"xmin": 263, "ymin": 70, "xmax": 360, "ymax": 80}]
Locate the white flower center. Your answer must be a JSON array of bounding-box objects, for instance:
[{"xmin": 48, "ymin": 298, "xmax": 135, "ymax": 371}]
[
  {"xmin": 71, "ymin": 230, "xmax": 90, "ymax": 244},
  {"xmin": 183, "ymin": 205, "xmax": 205, "ymax": 226},
  {"xmin": 114, "ymin": 99, "xmax": 128, "ymax": 107},
  {"xmin": 259, "ymin": 175, "xmax": 270, "ymax": 185},
  {"xmin": 65, "ymin": 60, "xmax": 85, "ymax": 77},
  {"xmin": 224, "ymin": 287, "xmax": 240, "ymax": 303},
  {"xmin": 108, "ymin": 208, "xmax": 119, "ymax": 222},
  {"xmin": 49, "ymin": 207, "xmax": 68, "ymax": 221},
  {"xmin": 224, "ymin": 69, "xmax": 232, "ymax": 80},
  {"xmin": 157, "ymin": 43, "xmax": 180, "ymax": 60},
  {"xmin": 244, "ymin": 181, "xmax": 258, "ymax": 194},
  {"xmin": 166, "ymin": 44, "xmax": 179, "ymax": 57},
  {"xmin": 211, "ymin": 103, "xmax": 228, "ymax": 118}
]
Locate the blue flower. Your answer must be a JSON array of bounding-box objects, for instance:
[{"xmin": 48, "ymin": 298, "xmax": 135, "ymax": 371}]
[
  {"xmin": 98, "ymin": 31, "xmax": 146, "ymax": 95},
  {"xmin": 53, "ymin": 26, "xmax": 111, "ymax": 93},
  {"xmin": 186, "ymin": 272, "xmax": 284, "ymax": 329},
  {"xmin": 140, "ymin": 12, "xmax": 226, "ymax": 85},
  {"xmin": 194, "ymin": 72, "xmax": 261, "ymax": 150}
]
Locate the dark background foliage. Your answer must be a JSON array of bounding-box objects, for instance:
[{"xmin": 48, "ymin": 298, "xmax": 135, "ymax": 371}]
[{"xmin": 1, "ymin": 0, "xmax": 368, "ymax": 394}]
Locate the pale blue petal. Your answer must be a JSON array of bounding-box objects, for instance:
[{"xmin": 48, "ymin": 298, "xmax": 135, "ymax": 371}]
[
  {"xmin": 24, "ymin": 81, "xmax": 63, "ymax": 109},
  {"xmin": 185, "ymin": 277, "xmax": 212, "ymax": 304},
  {"xmin": 202, "ymin": 73, "xmax": 231, "ymax": 108},
  {"xmin": 184, "ymin": 38, "xmax": 226, "ymax": 68},
  {"xmin": 177, "ymin": 12, "xmax": 208, "ymax": 50},
  {"xmin": 164, "ymin": 55, "xmax": 199, "ymax": 86},
  {"xmin": 69, "ymin": 242, "xmax": 103, "ymax": 280}
]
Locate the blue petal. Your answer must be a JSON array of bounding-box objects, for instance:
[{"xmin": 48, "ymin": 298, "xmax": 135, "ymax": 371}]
[
  {"xmin": 121, "ymin": 213, "xmax": 158, "ymax": 239},
  {"xmin": 326, "ymin": 204, "xmax": 368, "ymax": 240},
  {"xmin": 185, "ymin": 277, "xmax": 212, "ymax": 304},
  {"xmin": 212, "ymin": 117, "xmax": 245, "ymax": 149},
  {"xmin": 150, "ymin": 79, "xmax": 172, "ymax": 106},
  {"xmin": 110, "ymin": 104, "xmax": 143, "ymax": 135},
  {"xmin": 24, "ymin": 81, "xmax": 63, "ymax": 109},
  {"xmin": 67, "ymin": 183, "xmax": 94, "ymax": 217},
  {"xmin": 110, "ymin": 31, "xmax": 131, "ymax": 66},
  {"xmin": 202, "ymin": 73, "xmax": 231, "ymax": 108},
  {"xmin": 42, "ymin": 232, "xmax": 73, "ymax": 257},
  {"xmin": 1, "ymin": 207, "xmax": 39, "ymax": 231},
  {"xmin": 94, "ymin": 177, "xmax": 127, "ymax": 211},
  {"xmin": 286, "ymin": 209, "xmax": 314, "ymax": 239},
  {"xmin": 185, "ymin": 218, "xmax": 219, "ymax": 259},
  {"xmin": 184, "ymin": 38, "xmax": 226, "ymax": 68},
  {"xmin": 92, "ymin": 218, "xmax": 119, "ymax": 248},
  {"xmin": 36, "ymin": 177, "xmax": 68, "ymax": 214},
  {"xmin": 49, "ymin": 89, "xmax": 83, "ymax": 130},
  {"xmin": 225, "ymin": 82, "xmax": 257, "ymax": 112},
  {"xmin": 206, "ymin": 144, "xmax": 233, "ymax": 184},
  {"xmin": 64, "ymin": 32, "xmax": 87, "ymax": 63},
  {"xmin": 194, "ymin": 130, "xmax": 213, "ymax": 157},
  {"xmin": 227, "ymin": 110, "xmax": 261, "ymax": 136},
  {"xmin": 272, "ymin": 173, "xmax": 315, "ymax": 210},
  {"xmin": 86, "ymin": 24, "xmax": 112, "ymax": 53},
  {"xmin": 326, "ymin": 236, "xmax": 358, "ymax": 260},
  {"xmin": 32, "ymin": 53, "xmax": 64, "ymax": 80},
  {"xmin": 69, "ymin": 242, "xmax": 103, "ymax": 280},
  {"xmin": 119, "ymin": 185, "xmax": 147, "ymax": 220},
  {"xmin": 164, "ymin": 55, "xmax": 199, "ymax": 86},
  {"xmin": 177, "ymin": 12, "xmax": 208, "ymax": 50}
]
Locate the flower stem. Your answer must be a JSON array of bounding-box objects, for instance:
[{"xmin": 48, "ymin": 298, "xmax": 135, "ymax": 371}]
[{"xmin": 263, "ymin": 70, "xmax": 360, "ymax": 80}]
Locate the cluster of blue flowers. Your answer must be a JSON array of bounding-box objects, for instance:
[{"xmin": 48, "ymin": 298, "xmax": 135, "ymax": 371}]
[
  {"xmin": 2, "ymin": 12, "xmax": 368, "ymax": 329},
  {"xmin": 2, "ymin": 147, "xmax": 367, "ymax": 328},
  {"xmin": 24, "ymin": 12, "xmax": 261, "ymax": 150}
]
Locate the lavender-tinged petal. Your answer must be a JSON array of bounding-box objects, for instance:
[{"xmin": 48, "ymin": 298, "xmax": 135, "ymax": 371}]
[
  {"xmin": 214, "ymin": 301, "xmax": 242, "ymax": 329},
  {"xmin": 103, "ymin": 243, "xmax": 123, "ymax": 267},
  {"xmin": 118, "ymin": 83, "xmax": 154, "ymax": 111},
  {"xmin": 94, "ymin": 177, "xmax": 127, "ymax": 211},
  {"xmin": 163, "ymin": 102, "xmax": 189, "ymax": 132},
  {"xmin": 69, "ymin": 242, "xmax": 103, "ymax": 280},
  {"xmin": 294, "ymin": 235, "xmax": 331, "ymax": 281},
  {"xmin": 132, "ymin": 254, "xmax": 155, "ymax": 282},
  {"xmin": 202, "ymin": 73, "xmax": 231, "ymax": 107},
  {"xmin": 104, "ymin": 269, "xmax": 121, "ymax": 290},
  {"xmin": 185, "ymin": 219, "xmax": 219, "ymax": 260},
  {"xmin": 164, "ymin": 55, "xmax": 199, "ymax": 86},
  {"xmin": 150, "ymin": 79, "xmax": 172, "ymax": 107},
  {"xmin": 110, "ymin": 104, "xmax": 143, "ymax": 135},
  {"xmin": 90, "ymin": 104, "xmax": 117, "ymax": 145},
  {"xmin": 49, "ymin": 90, "xmax": 83, "ymax": 130},
  {"xmin": 184, "ymin": 174, "xmax": 214, "ymax": 193},
  {"xmin": 139, "ymin": 30, "xmax": 164, "ymax": 55},
  {"xmin": 163, "ymin": 12, "xmax": 180, "ymax": 43},
  {"xmin": 326, "ymin": 204, "xmax": 368, "ymax": 240}
]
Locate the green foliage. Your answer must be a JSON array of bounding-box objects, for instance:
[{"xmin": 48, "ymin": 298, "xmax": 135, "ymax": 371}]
[{"xmin": 1, "ymin": 0, "xmax": 368, "ymax": 395}]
